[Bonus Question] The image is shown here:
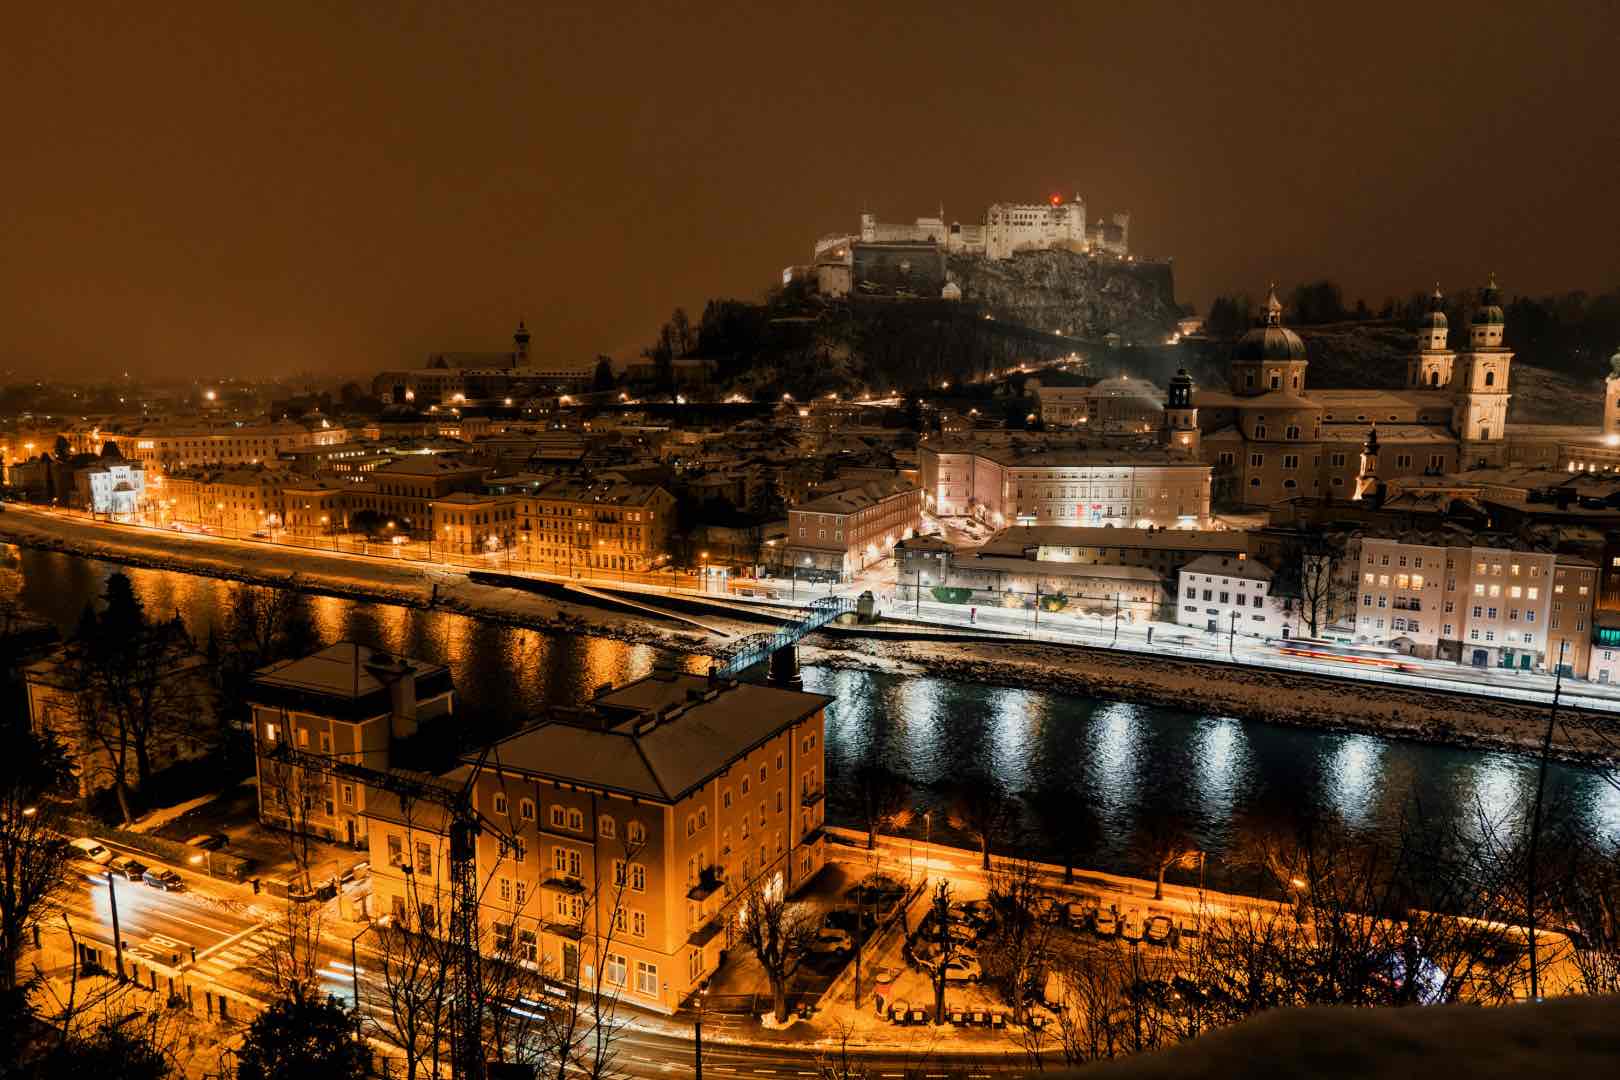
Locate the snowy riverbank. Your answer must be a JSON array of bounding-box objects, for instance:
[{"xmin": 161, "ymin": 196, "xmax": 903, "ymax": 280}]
[{"xmin": 5, "ymin": 508, "xmax": 1616, "ymax": 767}]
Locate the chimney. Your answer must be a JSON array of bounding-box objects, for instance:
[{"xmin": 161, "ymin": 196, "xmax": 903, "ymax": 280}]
[{"xmin": 365, "ymin": 653, "xmax": 419, "ymax": 740}]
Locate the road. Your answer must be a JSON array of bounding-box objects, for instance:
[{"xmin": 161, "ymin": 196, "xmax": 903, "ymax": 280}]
[{"xmin": 58, "ymin": 857, "xmax": 269, "ymax": 974}]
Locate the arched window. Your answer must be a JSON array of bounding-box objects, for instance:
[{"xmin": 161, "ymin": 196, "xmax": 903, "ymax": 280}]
[
  {"xmin": 1484, "ymin": 370, "xmax": 1495, "ymax": 387},
  {"xmin": 1430, "ymin": 371, "xmax": 1440, "ymax": 387}
]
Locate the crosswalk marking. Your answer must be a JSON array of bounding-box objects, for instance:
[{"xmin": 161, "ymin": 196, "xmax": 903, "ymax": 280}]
[{"xmin": 193, "ymin": 926, "xmax": 286, "ymax": 977}]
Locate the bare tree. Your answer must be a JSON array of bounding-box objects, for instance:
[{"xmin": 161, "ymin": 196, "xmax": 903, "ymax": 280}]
[
  {"xmin": 253, "ymin": 896, "xmax": 327, "ymax": 1004},
  {"xmin": 370, "ymin": 914, "xmax": 452, "ymax": 1080},
  {"xmin": 850, "ymin": 761, "xmax": 910, "ymax": 850},
  {"xmin": 1132, "ymin": 810, "xmax": 1193, "ymax": 902},
  {"xmin": 0, "ymin": 722, "xmax": 76, "ymax": 992},
  {"xmin": 1023, "ymin": 779, "xmax": 1098, "ymax": 885},
  {"xmin": 261, "ymin": 754, "xmax": 325, "ymax": 892},
  {"xmin": 944, "ymin": 770, "xmax": 1019, "ymax": 871},
  {"xmin": 63, "ymin": 583, "xmax": 201, "ymax": 822},
  {"xmin": 734, "ymin": 873, "xmax": 818, "ymax": 1023},
  {"xmin": 913, "ymin": 879, "xmax": 966, "ymax": 1025},
  {"xmin": 979, "ymin": 859, "xmax": 1057, "ymax": 1025}
]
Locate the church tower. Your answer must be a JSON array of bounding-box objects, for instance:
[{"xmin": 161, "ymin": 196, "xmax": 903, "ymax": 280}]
[
  {"xmin": 1407, "ymin": 286, "xmax": 1455, "ymax": 389},
  {"xmin": 1451, "ymin": 275, "xmax": 1513, "ymax": 464},
  {"xmin": 1353, "ymin": 425, "xmax": 1381, "ymax": 502},
  {"xmin": 1163, "ymin": 368, "xmax": 1200, "ymax": 454},
  {"xmin": 513, "ymin": 321, "xmax": 531, "ymax": 367},
  {"xmin": 1604, "ymin": 345, "xmax": 1620, "ymax": 437},
  {"xmin": 1229, "ymin": 285, "xmax": 1309, "ymax": 396}
]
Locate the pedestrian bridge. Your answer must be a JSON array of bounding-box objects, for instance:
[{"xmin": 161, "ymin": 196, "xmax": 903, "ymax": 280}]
[{"xmin": 710, "ymin": 594, "xmax": 856, "ymax": 682}]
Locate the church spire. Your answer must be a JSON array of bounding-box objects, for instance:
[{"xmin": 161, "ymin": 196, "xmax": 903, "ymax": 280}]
[{"xmin": 1263, "ymin": 283, "xmax": 1282, "ymax": 327}]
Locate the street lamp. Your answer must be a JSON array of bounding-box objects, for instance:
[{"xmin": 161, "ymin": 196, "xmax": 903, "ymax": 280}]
[
  {"xmin": 189, "ymin": 850, "xmax": 214, "ymax": 877},
  {"xmin": 693, "ymin": 980, "xmax": 709, "ymax": 1080}
]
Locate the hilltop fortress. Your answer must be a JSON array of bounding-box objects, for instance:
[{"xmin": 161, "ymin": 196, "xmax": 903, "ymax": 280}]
[{"xmin": 802, "ymin": 195, "xmax": 1136, "ymax": 300}]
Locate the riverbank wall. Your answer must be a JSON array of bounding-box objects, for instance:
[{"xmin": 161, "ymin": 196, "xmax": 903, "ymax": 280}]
[{"xmin": 6, "ymin": 509, "xmax": 1618, "ymax": 767}]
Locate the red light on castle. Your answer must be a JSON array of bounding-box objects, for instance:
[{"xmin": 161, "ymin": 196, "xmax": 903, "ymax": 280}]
[{"xmin": 1050, "ymin": 194, "xmax": 1062, "ymax": 206}]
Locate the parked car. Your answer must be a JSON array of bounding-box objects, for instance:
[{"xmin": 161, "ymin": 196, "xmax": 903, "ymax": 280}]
[
  {"xmin": 143, "ymin": 868, "xmax": 184, "ymax": 891},
  {"xmin": 69, "ymin": 838, "xmax": 113, "ymax": 864},
  {"xmin": 1121, "ymin": 908, "xmax": 1146, "ymax": 942},
  {"xmin": 120, "ymin": 860, "xmax": 149, "ymax": 881},
  {"xmin": 1035, "ymin": 897, "xmax": 1065, "ymax": 923},
  {"xmin": 941, "ymin": 955, "xmax": 982, "ymax": 983},
  {"xmin": 1145, "ymin": 915, "xmax": 1174, "ymax": 945},
  {"xmin": 187, "ymin": 832, "xmax": 228, "ymax": 851},
  {"xmin": 1066, "ymin": 899, "xmax": 1098, "ymax": 927},
  {"xmin": 1094, "ymin": 907, "xmax": 1119, "ymax": 937},
  {"xmin": 812, "ymin": 927, "xmax": 853, "ymax": 954}
]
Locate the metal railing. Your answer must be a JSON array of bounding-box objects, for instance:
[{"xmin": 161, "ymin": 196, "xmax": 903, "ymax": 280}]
[{"xmin": 710, "ymin": 595, "xmax": 855, "ymax": 679}]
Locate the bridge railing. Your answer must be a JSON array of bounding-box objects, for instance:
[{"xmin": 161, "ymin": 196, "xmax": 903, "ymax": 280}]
[{"xmin": 711, "ymin": 595, "xmax": 856, "ymax": 679}]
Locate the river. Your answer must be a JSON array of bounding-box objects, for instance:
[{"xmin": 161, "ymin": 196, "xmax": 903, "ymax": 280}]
[{"xmin": 6, "ymin": 545, "xmax": 1618, "ymax": 889}]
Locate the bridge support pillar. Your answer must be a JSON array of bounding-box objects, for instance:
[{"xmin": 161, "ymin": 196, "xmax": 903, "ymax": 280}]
[{"xmin": 767, "ymin": 645, "xmax": 803, "ymax": 691}]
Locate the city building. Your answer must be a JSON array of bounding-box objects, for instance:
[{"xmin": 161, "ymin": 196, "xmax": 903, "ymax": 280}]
[
  {"xmin": 74, "ymin": 458, "xmax": 145, "ymax": 518},
  {"xmin": 1354, "ymin": 537, "xmax": 1560, "ymax": 669},
  {"xmin": 1175, "ymin": 554, "xmax": 1290, "ymax": 638},
  {"xmin": 249, "ymin": 643, "xmax": 455, "ymax": 847},
  {"xmin": 158, "ymin": 465, "xmax": 300, "ymax": 535},
  {"xmin": 1035, "ymin": 376, "xmax": 1166, "ymax": 433},
  {"xmin": 1194, "ymin": 280, "xmax": 1620, "ymax": 508},
  {"xmin": 786, "ymin": 476, "xmax": 924, "ymax": 579},
  {"xmin": 121, "ymin": 419, "xmax": 348, "ymax": 471},
  {"xmin": 345, "ymin": 457, "xmax": 493, "ymax": 536},
  {"xmin": 513, "ymin": 477, "xmax": 675, "ymax": 574},
  {"xmin": 919, "ymin": 436, "xmax": 1211, "ymax": 529},
  {"xmin": 363, "ymin": 670, "xmax": 832, "ymax": 1015}
]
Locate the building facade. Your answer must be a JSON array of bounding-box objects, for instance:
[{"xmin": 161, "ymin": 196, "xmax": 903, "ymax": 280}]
[
  {"xmin": 249, "ymin": 644, "xmax": 455, "ymax": 847},
  {"xmin": 786, "ymin": 476, "xmax": 924, "ymax": 578},
  {"xmin": 1196, "ymin": 280, "xmax": 1620, "ymax": 508},
  {"xmin": 363, "ymin": 672, "xmax": 831, "ymax": 1015},
  {"xmin": 919, "ymin": 438, "xmax": 1211, "ymax": 529},
  {"xmin": 1175, "ymin": 555, "xmax": 1291, "ymax": 638}
]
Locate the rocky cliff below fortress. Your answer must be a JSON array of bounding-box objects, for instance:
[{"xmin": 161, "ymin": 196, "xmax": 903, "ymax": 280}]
[{"xmin": 947, "ymin": 249, "xmax": 1181, "ymax": 343}]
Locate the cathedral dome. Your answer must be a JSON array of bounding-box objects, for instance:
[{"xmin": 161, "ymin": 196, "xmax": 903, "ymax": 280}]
[
  {"xmin": 1233, "ymin": 285, "xmax": 1307, "ymax": 362},
  {"xmin": 1420, "ymin": 286, "xmax": 1448, "ymax": 331},
  {"xmin": 1472, "ymin": 273, "xmax": 1505, "ymax": 326}
]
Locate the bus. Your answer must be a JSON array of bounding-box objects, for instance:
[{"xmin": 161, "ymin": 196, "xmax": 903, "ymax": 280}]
[{"xmin": 1273, "ymin": 638, "xmax": 1423, "ymax": 673}]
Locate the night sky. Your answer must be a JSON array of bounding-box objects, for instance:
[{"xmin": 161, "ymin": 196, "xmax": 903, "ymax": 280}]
[{"xmin": 4, "ymin": 2, "xmax": 1617, "ymax": 379}]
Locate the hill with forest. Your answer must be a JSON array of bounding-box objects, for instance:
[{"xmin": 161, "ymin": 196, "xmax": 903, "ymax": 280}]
[{"xmin": 673, "ymin": 249, "xmax": 1181, "ymax": 397}]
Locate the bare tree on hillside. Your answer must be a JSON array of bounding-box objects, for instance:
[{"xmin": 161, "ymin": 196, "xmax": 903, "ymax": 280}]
[
  {"xmin": 253, "ymin": 896, "xmax": 327, "ymax": 1004},
  {"xmin": 0, "ymin": 723, "xmax": 76, "ymax": 992}
]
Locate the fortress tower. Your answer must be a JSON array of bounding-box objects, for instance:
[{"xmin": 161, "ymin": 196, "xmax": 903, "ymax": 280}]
[
  {"xmin": 1451, "ymin": 275, "xmax": 1513, "ymax": 464},
  {"xmin": 1407, "ymin": 286, "xmax": 1455, "ymax": 389}
]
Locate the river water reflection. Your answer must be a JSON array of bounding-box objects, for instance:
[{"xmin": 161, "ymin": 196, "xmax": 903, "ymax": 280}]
[{"xmin": 7, "ymin": 546, "xmax": 1619, "ymax": 884}]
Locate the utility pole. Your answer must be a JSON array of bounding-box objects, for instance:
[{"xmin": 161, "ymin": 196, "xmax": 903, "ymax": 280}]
[
  {"xmin": 1034, "ymin": 582, "xmax": 1040, "ymax": 633},
  {"xmin": 915, "ymin": 567, "xmax": 921, "ymax": 615},
  {"xmin": 1113, "ymin": 592, "xmax": 1121, "ymax": 646},
  {"xmin": 1229, "ymin": 610, "xmax": 1237, "ymax": 658},
  {"xmin": 1526, "ymin": 638, "xmax": 1568, "ymax": 1001},
  {"xmin": 106, "ymin": 869, "xmax": 125, "ymax": 981},
  {"xmin": 694, "ymin": 983, "xmax": 707, "ymax": 1080}
]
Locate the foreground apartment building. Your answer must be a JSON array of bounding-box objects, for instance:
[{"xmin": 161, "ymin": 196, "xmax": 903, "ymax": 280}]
[
  {"xmin": 248, "ymin": 643, "xmax": 455, "ymax": 846},
  {"xmin": 363, "ymin": 671, "xmax": 832, "ymax": 1015}
]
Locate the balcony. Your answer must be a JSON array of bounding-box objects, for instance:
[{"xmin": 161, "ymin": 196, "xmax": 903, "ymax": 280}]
[
  {"xmin": 686, "ymin": 914, "xmax": 725, "ymax": 948},
  {"xmin": 686, "ymin": 865, "xmax": 725, "ymax": 901},
  {"xmin": 543, "ymin": 873, "xmax": 586, "ymax": 894},
  {"xmin": 800, "ymin": 787, "xmax": 826, "ymax": 809}
]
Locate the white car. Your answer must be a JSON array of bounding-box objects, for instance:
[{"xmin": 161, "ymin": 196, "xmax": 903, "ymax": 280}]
[
  {"xmin": 1094, "ymin": 908, "xmax": 1119, "ymax": 936},
  {"xmin": 1121, "ymin": 908, "xmax": 1146, "ymax": 942},
  {"xmin": 1145, "ymin": 915, "xmax": 1174, "ymax": 945},
  {"xmin": 941, "ymin": 955, "xmax": 982, "ymax": 983},
  {"xmin": 812, "ymin": 927, "xmax": 852, "ymax": 954},
  {"xmin": 70, "ymin": 838, "xmax": 113, "ymax": 864}
]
